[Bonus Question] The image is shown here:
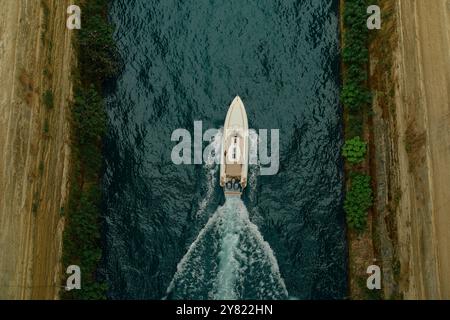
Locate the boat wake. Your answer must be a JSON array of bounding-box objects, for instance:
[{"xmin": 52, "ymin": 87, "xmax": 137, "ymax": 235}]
[{"xmin": 165, "ymin": 196, "xmax": 288, "ymax": 300}]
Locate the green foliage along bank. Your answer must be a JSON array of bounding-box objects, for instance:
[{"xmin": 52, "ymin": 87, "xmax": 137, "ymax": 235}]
[
  {"xmin": 62, "ymin": 0, "xmax": 119, "ymax": 299},
  {"xmin": 342, "ymin": 136, "xmax": 367, "ymax": 164},
  {"xmin": 344, "ymin": 173, "xmax": 373, "ymax": 231},
  {"xmin": 341, "ymin": 0, "xmax": 371, "ymax": 117},
  {"xmin": 341, "ymin": 0, "xmax": 374, "ymax": 232}
]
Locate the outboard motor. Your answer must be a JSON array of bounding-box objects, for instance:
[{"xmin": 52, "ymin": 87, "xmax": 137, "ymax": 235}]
[
  {"xmin": 233, "ymin": 182, "xmax": 240, "ymax": 191},
  {"xmin": 226, "ymin": 181, "xmax": 232, "ymax": 190}
]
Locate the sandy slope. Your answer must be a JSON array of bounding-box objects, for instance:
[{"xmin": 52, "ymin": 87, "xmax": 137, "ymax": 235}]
[
  {"xmin": 395, "ymin": 0, "xmax": 450, "ymax": 299},
  {"xmin": 0, "ymin": 0, "xmax": 72, "ymax": 299}
]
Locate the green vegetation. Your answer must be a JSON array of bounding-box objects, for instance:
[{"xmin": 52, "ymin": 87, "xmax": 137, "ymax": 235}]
[
  {"xmin": 344, "ymin": 173, "xmax": 373, "ymax": 232},
  {"xmin": 43, "ymin": 89, "xmax": 54, "ymax": 109},
  {"xmin": 342, "ymin": 136, "xmax": 367, "ymax": 164},
  {"xmin": 39, "ymin": 161, "xmax": 45, "ymax": 176},
  {"xmin": 341, "ymin": 81, "xmax": 371, "ymax": 112},
  {"xmin": 71, "ymin": 86, "xmax": 107, "ymax": 179},
  {"xmin": 32, "ymin": 201, "xmax": 39, "ymax": 215},
  {"xmin": 342, "ymin": 0, "xmax": 371, "ymax": 138},
  {"xmin": 63, "ymin": 182, "xmax": 108, "ymax": 299},
  {"xmin": 347, "ymin": 112, "xmax": 364, "ymax": 139},
  {"xmin": 342, "ymin": 0, "xmax": 374, "ymax": 232},
  {"xmin": 78, "ymin": 2, "xmax": 121, "ymax": 81},
  {"xmin": 43, "ymin": 118, "xmax": 50, "ymax": 135},
  {"xmin": 72, "ymin": 86, "xmax": 107, "ymax": 147},
  {"xmin": 62, "ymin": 0, "xmax": 119, "ymax": 300},
  {"xmin": 40, "ymin": 0, "xmax": 50, "ymax": 43},
  {"xmin": 43, "ymin": 67, "xmax": 51, "ymax": 78}
]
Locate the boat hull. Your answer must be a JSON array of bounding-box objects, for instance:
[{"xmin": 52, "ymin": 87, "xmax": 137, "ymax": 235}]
[{"xmin": 220, "ymin": 96, "xmax": 249, "ymax": 196}]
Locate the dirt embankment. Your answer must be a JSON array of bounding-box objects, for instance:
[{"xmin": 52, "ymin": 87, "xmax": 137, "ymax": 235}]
[
  {"xmin": 372, "ymin": 0, "xmax": 450, "ymax": 299},
  {"xmin": 395, "ymin": 0, "xmax": 450, "ymax": 299},
  {"xmin": 0, "ymin": 0, "xmax": 73, "ymax": 299}
]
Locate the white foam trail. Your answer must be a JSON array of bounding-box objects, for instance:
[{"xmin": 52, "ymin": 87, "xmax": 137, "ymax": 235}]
[
  {"xmin": 165, "ymin": 202, "xmax": 223, "ymax": 296},
  {"xmin": 166, "ymin": 196, "xmax": 288, "ymax": 300},
  {"xmin": 215, "ymin": 201, "xmax": 241, "ymax": 299}
]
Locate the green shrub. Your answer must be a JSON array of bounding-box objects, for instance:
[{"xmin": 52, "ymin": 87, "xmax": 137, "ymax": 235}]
[
  {"xmin": 43, "ymin": 89, "xmax": 54, "ymax": 109},
  {"xmin": 343, "ymin": 136, "xmax": 367, "ymax": 164},
  {"xmin": 346, "ymin": 113, "xmax": 364, "ymax": 138},
  {"xmin": 78, "ymin": 9, "xmax": 120, "ymax": 82},
  {"xmin": 43, "ymin": 118, "xmax": 50, "ymax": 135},
  {"xmin": 343, "ymin": 0, "xmax": 370, "ymax": 34},
  {"xmin": 346, "ymin": 64, "xmax": 368, "ymax": 85},
  {"xmin": 32, "ymin": 201, "xmax": 39, "ymax": 214},
  {"xmin": 72, "ymin": 86, "xmax": 107, "ymax": 146},
  {"xmin": 341, "ymin": 81, "xmax": 371, "ymax": 111},
  {"xmin": 344, "ymin": 173, "xmax": 373, "ymax": 231},
  {"xmin": 342, "ymin": 37, "xmax": 369, "ymax": 67},
  {"xmin": 341, "ymin": 0, "xmax": 372, "ymax": 112}
]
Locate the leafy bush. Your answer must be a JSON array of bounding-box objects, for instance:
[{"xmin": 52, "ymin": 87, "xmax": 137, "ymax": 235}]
[
  {"xmin": 342, "ymin": 36, "xmax": 369, "ymax": 67},
  {"xmin": 343, "ymin": 136, "xmax": 367, "ymax": 164},
  {"xmin": 341, "ymin": 0, "xmax": 372, "ymax": 112},
  {"xmin": 343, "ymin": 0, "xmax": 370, "ymax": 36},
  {"xmin": 344, "ymin": 173, "xmax": 373, "ymax": 231},
  {"xmin": 71, "ymin": 86, "xmax": 106, "ymax": 180},
  {"xmin": 72, "ymin": 86, "xmax": 107, "ymax": 146},
  {"xmin": 341, "ymin": 81, "xmax": 371, "ymax": 111},
  {"xmin": 78, "ymin": 4, "xmax": 121, "ymax": 82},
  {"xmin": 346, "ymin": 113, "xmax": 364, "ymax": 138},
  {"xmin": 346, "ymin": 64, "xmax": 368, "ymax": 84}
]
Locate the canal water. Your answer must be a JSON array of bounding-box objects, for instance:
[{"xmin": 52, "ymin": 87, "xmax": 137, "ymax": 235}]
[{"xmin": 101, "ymin": 0, "xmax": 346, "ymax": 299}]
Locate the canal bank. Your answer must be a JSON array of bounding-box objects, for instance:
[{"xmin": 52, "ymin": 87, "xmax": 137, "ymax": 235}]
[{"xmin": 343, "ymin": 0, "xmax": 450, "ymax": 300}]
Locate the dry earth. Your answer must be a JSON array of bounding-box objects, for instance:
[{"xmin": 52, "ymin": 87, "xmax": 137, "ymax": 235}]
[
  {"xmin": 394, "ymin": 0, "xmax": 450, "ymax": 299},
  {"xmin": 0, "ymin": 0, "xmax": 73, "ymax": 299}
]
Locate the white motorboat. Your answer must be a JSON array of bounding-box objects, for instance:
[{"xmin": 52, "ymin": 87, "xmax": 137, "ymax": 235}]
[{"xmin": 220, "ymin": 96, "xmax": 249, "ymax": 196}]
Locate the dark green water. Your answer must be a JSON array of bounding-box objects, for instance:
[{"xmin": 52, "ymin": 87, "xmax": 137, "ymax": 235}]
[{"xmin": 101, "ymin": 0, "xmax": 346, "ymax": 299}]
